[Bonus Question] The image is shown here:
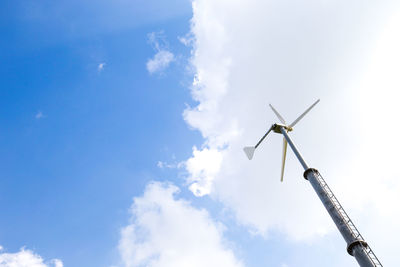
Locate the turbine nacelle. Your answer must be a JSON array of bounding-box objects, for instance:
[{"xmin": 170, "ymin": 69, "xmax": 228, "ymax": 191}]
[
  {"xmin": 272, "ymin": 123, "xmax": 292, "ymax": 133},
  {"xmin": 243, "ymin": 99, "xmax": 320, "ymax": 182}
]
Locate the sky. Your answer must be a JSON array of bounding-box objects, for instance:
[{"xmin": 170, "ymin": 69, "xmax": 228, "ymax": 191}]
[{"xmin": 1, "ymin": 0, "xmax": 400, "ymax": 266}]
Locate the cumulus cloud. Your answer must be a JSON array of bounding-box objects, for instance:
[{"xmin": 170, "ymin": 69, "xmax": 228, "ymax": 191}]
[
  {"xmin": 332, "ymin": 10, "xmax": 400, "ymax": 264},
  {"xmin": 146, "ymin": 32, "xmax": 175, "ymax": 74},
  {"xmin": 186, "ymin": 146, "xmax": 223, "ymax": 196},
  {"xmin": 183, "ymin": 0, "xmax": 400, "ymax": 256},
  {"xmin": 0, "ymin": 247, "xmax": 63, "ymax": 267},
  {"xmin": 118, "ymin": 182, "xmax": 243, "ymax": 267}
]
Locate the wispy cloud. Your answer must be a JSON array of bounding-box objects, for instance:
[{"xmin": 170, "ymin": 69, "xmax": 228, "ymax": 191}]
[
  {"xmin": 35, "ymin": 111, "xmax": 44, "ymax": 119},
  {"xmin": 157, "ymin": 160, "xmax": 184, "ymax": 169},
  {"xmin": 146, "ymin": 31, "xmax": 175, "ymax": 74},
  {"xmin": 98, "ymin": 62, "xmax": 106, "ymax": 72},
  {"xmin": 178, "ymin": 32, "xmax": 194, "ymax": 47},
  {"xmin": 147, "ymin": 50, "xmax": 174, "ymax": 74}
]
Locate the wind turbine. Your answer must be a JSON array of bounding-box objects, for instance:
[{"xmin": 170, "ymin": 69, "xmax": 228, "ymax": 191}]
[
  {"xmin": 244, "ymin": 99, "xmax": 319, "ymax": 181},
  {"xmin": 243, "ymin": 100, "xmax": 382, "ymax": 267}
]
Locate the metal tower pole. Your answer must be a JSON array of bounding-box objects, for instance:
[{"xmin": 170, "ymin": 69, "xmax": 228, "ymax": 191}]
[{"xmin": 280, "ymin": 128, "xmax": 382, "ymax": 267}]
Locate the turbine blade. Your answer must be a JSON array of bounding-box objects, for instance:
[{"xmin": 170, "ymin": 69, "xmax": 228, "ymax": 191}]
[
  {"xmin": 281, "ymin": 137, "xmax": 288, "ymax": 182},
  {"xmin": 269, "ymin": 104, "xmax": 286, "ymax": 124},
  {"xmin": 243, "ymin": 146, "xmax": 256, "ymax": 160},
  {"xmin": 289, "ymin": 99, "xmax": 320, "ymax": 128}
]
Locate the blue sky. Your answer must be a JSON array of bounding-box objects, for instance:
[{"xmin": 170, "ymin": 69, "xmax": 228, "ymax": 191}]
[
  {"xmin": 2, "ymin": 1, "xmax": 400, "ymax": 266},
  {"xmin": 0, "ymin": 1, "xmax": 198, "ymax": 266}
]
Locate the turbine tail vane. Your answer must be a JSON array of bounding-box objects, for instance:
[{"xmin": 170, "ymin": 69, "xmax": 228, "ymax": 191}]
[
  {"xmin": 289, "ymin": 99, "xmax": 320, "ymax": 128},
  {"xmin": 243, "ymin": 146, "xmax": 255, "ymax": 160},
  {"xmin": 243, "ymin": 125, "xmax": 274, "ymax": 160}
]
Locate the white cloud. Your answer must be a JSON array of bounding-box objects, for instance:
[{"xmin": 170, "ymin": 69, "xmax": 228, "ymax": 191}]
[
  {"xmin": 118, "ymin": 182, "xmax": 243, "ymax": 267},
  {"xmin": 178, "ymin": 32, "xmax": 194, "ymax": 47},
  {"xmin": 186, "ymin": 146, "xmax": 223, "ymax": 196},
  {"xmin": 147, "ymin": 51, "xmax": 174, "ymax": 74},
  {"xmin": 0, "ymin": 247, "xmax": 63, "ymax": 267},
  {"xmin": 98, "ymin": 62, "xmax": 106, "ymax": 72},
  {"xmin": 146, "ymin": 32, "xmax": 175, "ymax": 74},
  {"xmin": 183, "ymin": 0, "xmax": 400, "ymax": 262},
  {"xmin": 156, "ymin": 160, "xmax": 183, "ymax": 170},
  {"xmin": 331, "ymin": 10, "xmax": 400, "ymax": 265},
  {"xmin": 35, "ymin": 111, "xmax": 44, "ymax": 119}
]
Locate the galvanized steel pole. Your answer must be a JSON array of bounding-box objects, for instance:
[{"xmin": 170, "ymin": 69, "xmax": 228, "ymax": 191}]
[{"xmin": 280, "ymin": 128, "xmax": 382, "ymax": 267}]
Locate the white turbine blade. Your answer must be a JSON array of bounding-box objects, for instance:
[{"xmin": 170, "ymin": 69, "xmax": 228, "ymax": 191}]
[
  {"xmin": 243, "ymin": 146, "xmax": 256, "ymax": 160},
  {"xmin": 281, "ymin": 137, "xmax": 288, "ymax": 182},
  {"xmin": 289, "ymin": 99, "xmax": 320, "ymax": 128},
  {"xmin": 269, "ymin": 104, "xmax": 286, "ymax": 124}
]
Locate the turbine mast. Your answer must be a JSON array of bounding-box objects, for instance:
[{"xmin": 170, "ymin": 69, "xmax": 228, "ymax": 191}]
[{"xmin": 279, "ymin": 127, "xmax": 382, "ymax": 267}]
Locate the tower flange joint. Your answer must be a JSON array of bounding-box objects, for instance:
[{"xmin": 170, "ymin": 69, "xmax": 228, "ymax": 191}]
[
  {"xmin": 347, "ymin": 240, "xmax": 368, "ymax": 256},
  {"xmin": 303, "ymin": 168, "xmax": 319, "ymax": 180}
]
